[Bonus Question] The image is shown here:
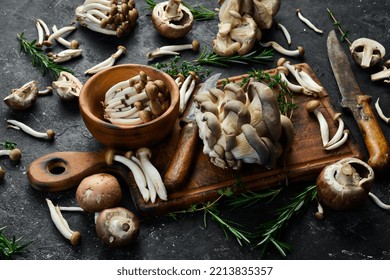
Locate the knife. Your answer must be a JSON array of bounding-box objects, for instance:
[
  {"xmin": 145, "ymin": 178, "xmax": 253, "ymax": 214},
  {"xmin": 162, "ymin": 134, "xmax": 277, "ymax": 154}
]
[
  {"xmin": 164, "ymin": 73, "xmax": 222, "ymax": 192},
  {"xmin": 327, "ymin": 30, "xmax": 390, "ymax": 170}
]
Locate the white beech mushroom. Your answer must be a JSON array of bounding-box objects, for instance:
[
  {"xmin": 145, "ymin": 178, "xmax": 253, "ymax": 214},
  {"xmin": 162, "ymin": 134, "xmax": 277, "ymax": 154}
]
[
  {"xmin": 136, "ymin": 147, "xmax": 167, "ymax": 201},
  {"xmin": 85, "ymin": 45, "xmax": 126, "ymax": 75},
  {"xmin": 151, "ymin": 0, "xmax": 194, "ymax": 39},
  {"xmin": 37, "ymin": 18, "xmax": 51, "ymax": 39},
  {"xmin": 4, "ymin": 80, "xmax": 39, "ymax": 110},
  {"xmin": 6, "ymin": 119, "xmax": 55, "ymax": 141},
  {"xmin": 35, "ymin": 19, "xmax": 45, "ymax": 47},
  {"xmin": 375, "ymin": 98, "xmax": 390, "ymax": 124},
  {"xmin": 52, "ymin": 25, "xmax": 79, "ymax": 49},
  {"xmin": 0, "ymin": 148, "xmax": 22, "ymax": 162},
  {"xmin": 46, "ymin": 198, "xmax": 81, "ymax": 246},
  {"xmin": 75, "ymin": 173, "xmax": 122, "ymax": 213},
  {"xmin": 44, "ymin": 25, "xmax": 77, "ymax": 47},
  {"xmin": 76, "ymin": 0, "xmax": 139, "ymax": 38},
  {"xmin": 260, "ymin": 41, "xmax": 304, "ymax": 57},
  {"xmin": 275, "ymin": 66, "xmax": 315, "ymax": 96},
  {"xmin": 296, "ymin": 8, "xmax": 323, "ymax": 34},
  {"xmin": 277, "ymin": 22, "xmax": 291, "ymax": 46},
  {"xmin": 147, "ymin": 40, "xmax": 200, "ymax": 60},
  {"xmin": 350, "ymin": 38, "xmax": 386, "ymax": 68},
  {"xmin": 371, "ymin": 59, "xmax": 390, "ymax": 83},
  {"xmin": 95, "ymin": 207, "xmax": 140, "ymax": 248},
  {"xmin": 52, "ymin": 71, "xmax": 83, "ymax": 100},
  {"xmin": 306, "ymin": 100, "xmax": 329, "ymax": 147},
  {"xmin": 323, "ymin": 129, "xmax": 349, "ymax": 151},
  {"xmin": 47, "ymin": 49, "xmax": 83, "ymax": 63},
  {"xmin": 105, "ymin": 149, "xmax": 150, "ymax": 203},
  {"xmin": 323, "ymin": 113, "xmax": 347, "ymax": 149}
]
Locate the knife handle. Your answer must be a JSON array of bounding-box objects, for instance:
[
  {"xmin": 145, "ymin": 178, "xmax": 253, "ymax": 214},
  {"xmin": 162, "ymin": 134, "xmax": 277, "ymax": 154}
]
[
  {"xmin": 356, "ymin": 95, "xmax": 390, "ymax": 170},
  {"xmin": 164, "ymin": 119, "xmax": 199, "ymax": 192}
]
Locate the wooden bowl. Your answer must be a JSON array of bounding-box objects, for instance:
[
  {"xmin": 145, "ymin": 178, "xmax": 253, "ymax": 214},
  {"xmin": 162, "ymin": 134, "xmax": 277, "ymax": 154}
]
[{"xmin": 79, "ymin": 64, "xmax": 179, "ymax": 150}]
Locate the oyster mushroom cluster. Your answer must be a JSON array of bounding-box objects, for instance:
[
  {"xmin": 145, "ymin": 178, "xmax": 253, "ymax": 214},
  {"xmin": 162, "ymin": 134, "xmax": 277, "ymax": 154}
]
[
  {"xmin": 194, "ymin": 79, "xmax": 294, "ymax": 170},
  {"xmin": 213, "ymin": 0, "xmax": 281, "ymax": 56},
  {"xmin": 75, "ymin": 0, "xmax": 138, "ymax": 38}
]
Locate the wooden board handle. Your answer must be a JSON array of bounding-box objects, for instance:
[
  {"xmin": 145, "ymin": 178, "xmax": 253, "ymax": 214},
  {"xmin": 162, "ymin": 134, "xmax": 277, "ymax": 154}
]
[
  {"xmin": 27, "ymin": 151, "xmax": 109, "ymax": 192},
  {"xmin": 356, "ymin": 95, "xmax": 390, "ymax": 170},
  {"xmin": 163, "ymin": 120, "xmax": 199, "ymax": 192}
]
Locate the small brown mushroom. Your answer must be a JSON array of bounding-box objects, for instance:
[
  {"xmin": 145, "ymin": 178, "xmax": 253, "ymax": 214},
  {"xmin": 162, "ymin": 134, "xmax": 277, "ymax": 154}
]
[
  {"xmin": 76, "ymin": 173, "xmax": 122, "ymax": 213},
  {"xmin": 151, "ymin": 0, "xmax": 194, "ymax": 39},
  {"xmin": 95, "ymin": 207, "xmax": 140, "ymax": 248}
]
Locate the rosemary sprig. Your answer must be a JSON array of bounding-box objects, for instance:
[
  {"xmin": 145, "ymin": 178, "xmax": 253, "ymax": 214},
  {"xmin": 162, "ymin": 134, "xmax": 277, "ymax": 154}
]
[
  {"xmin": 167, "ymin": 187, "xmax": 251, "ymax": 245},
  {"xmin": 195, "ymin": 47, "xmax": 274, "ymax": 67},
  {"xmin": 145, "ymin": 0, "xmax": 216, "ymax": 21},
  {"xmin": 228, "ymin": 188, "xmax": 282, "ymax": 209},
  {"xmin": 327, "ymin": 8, "xmax": 352, "ymax": 45},
  {"xmin": 17, "ymin": 33, "xmax": 72, "ymax": 78},
  {"xmin": 242, "ymin": 69, "xmax": 298, "ymax": 116},
  {"xmin": 0, "ymin": 226, "xmax": 32, "ymax": 259},
  {"xmin": 1, "ymin": 141, "xmax": 17, "ymax": 150},
  {"xmin": 254, "ymin": 185, "xmax": 317, "ymax": 257},
  {"xmin": 153, "ymin": 55, "xmax": 212, "ymax": 79}
]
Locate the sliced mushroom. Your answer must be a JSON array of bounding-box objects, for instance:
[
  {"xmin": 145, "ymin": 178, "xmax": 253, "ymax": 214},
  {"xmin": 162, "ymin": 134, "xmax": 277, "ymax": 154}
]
[
  {"xmin": 151, "ymin": 0, "xmax": 194, "ymax": 39},
  {"xmin": 4, "ymin": 80, "xmax": 39, "ymax": 110},
  {"xmin": 371, "ymin": 59, "xmax": 390, "ymax": 83},
  {"xmin": 52, "ymin": 71, "xmax": 83, "ymax": 100},
  {"xmin": 350, "ymin": 38, "xmax": 386, "ymax": 68}
]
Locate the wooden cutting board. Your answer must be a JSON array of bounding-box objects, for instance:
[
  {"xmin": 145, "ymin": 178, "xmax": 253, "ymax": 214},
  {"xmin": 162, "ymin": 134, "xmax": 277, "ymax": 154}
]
[
  {"xmin": 131, "ymin": 63, "xmax": 362, "ymax": 216},
  {"xmin": 27, "ymin": 63, "xmax": 362, "ymax": 216}
]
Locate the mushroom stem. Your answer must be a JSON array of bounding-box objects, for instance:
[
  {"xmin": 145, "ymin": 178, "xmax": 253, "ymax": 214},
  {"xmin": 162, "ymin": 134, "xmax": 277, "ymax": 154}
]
[
  {"xmin": 368, "ymin": 192, "xmax": 390, "ymax": 210},
  {"xmin": 276, "ymin": 66, "xmax": 316, "ymax": 96},
  {"xmin": 85, "ymin": 45, "xmax": 126, "ymax": 75},
  {"xmin": 37, "ymin": 18, "xmax": 50, "ymax": 39},
  {"xmin": 325, "ymin": 113, "xmax": 345, "ymax": 147},
  {"xmin": 179, "ymin": 73, "xmax": 194, "ymax": 114},
  {"xmin": 315, "ymin": 201, "xmax": 324, "ymax": 220},
  {"xmin": 52, "ymin": 25, "xmax": 79, "ymax": 49},
  {"xmin": 277, "ymin": 22, "xmax": 291, "ymax": 46},
  {"xmin": 324, "ymin": 130, "xmax": 349, "ymax": 151},
  {"xmin": 44, "ymin": 25, "xmax": 77, "ymax": 47},
  {"xmin": 260, "ymin": 41, "xmax": 304, "ymax": 57},
  {"xmin": 0, "ymin": 148, "xmax": 22, "ymax": 162},
  {"xmin": 58, "ymin": 206, "xmax": 84, "ymax": 212},
  {"xmin": 46, "ymin": 198, "xmax": 81, "ymax": 246},
  {"xmin": 371, "ymin": 62, "xmax": 390, "ymax": 82},
  {"xmin": 306, "ymin": 100, "xmax": 329, "ymax": 146},
  {"xmin": 296, "ymin": 9, "xmax": 323, "ymax": 34},
  {"xmin": 38, "ymin": 86, "xmax": 53, "ymax": 96},
  {"xmin": 147, "ymin": 40, "xmax": 200, "ymax": 60},
  {"xmin": 6, "ymin": 119, "xmax": 55, "ymax": 140},
  {"xmin": 35, "ymin": 20, "xmax": 44, "ymax": 47},
  {"xmin": 375, "ymin": 98, "xmax": 390, "ymax": 124},
  {"xmin": 48, "ymin": 49, "xmax": 83, "ymax": 63}
]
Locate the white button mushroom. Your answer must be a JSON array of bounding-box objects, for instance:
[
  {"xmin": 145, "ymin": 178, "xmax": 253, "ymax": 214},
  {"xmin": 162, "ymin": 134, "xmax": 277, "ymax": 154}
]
[{"xmin": 350, "ymin": 38, "xmax": 386, "ymax": 68}]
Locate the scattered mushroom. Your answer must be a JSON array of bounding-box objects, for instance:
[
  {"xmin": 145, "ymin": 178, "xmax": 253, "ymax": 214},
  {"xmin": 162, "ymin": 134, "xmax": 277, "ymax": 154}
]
[
  {"xmin": 323, "ymin": 113, "xmax": 345, "ymax": 148},
  {"xmin": 37, "ymin": 18, "xmax": 51, "ymax": 39},
  {"xmin": 85, "ymin": 45, "xmax": 126, "ymax": 75},
  {"xmin": 306, "ymin": 100, "xmax": 329, "ymax": 147},
  {"xmin": 147, "ymin": 40, "xmax": 200, "ymax": 60},
  {"xmin": 52, "ymin": 71, "xmax": 83, "ymax": 100},
  {"xmin": 4, "ymin": 80, "xmax": 39, "ymax": 110},
  {"xmin": 75, "ymin": 173, "xmax": 122, "ymax": 213},
  {"xmin": 52, "ymin": 25, "xmax": 79, "ymax": 49},
  {"xmin": 0, "ymin": 148, "xmax": 22, "ymax": 162},
  {"xmin": 76, "ymin": 0, "xmax": 138, "ymax": 38},
  {"xmin": 350, "ymin": 38, "xmax": 386, "ymax": 68},
  {"xmin": 47, "ymin": 49, "xmax": 83, "ymax": 63},
  {"xmin": 46, "ymin": 198, "xmax": 81, "ymax": 246},
  {"xmin": 43, "ymin": 25, "xmax": 77, "ymax": 47},
  {"xmin": 277, "ymin": 22, "xmax": 291, "ymax": 46},
  {"xmin": 260, "ymin": 41, "xmax": 304, "ymax": 57},
  {"xmin": 6, "ymin": 119, "xmax": 55, "ymax": 141},
  {"xmin": 371, "ymin": 59, "xmax": 390, "ymax": 83},
  {"xmin": 296, "ymin": 8, "xmax": 323, "ymax": 34},
  {"xmin": 35, "ymin": 19, "xmax": 45, "ymax": 47},
  {"xmin": 95, "ymin": 207, "xmax": 140, "ymax": 248},
  {"xmin": 151, "ymin": 0, "xmax": 194, "ymax": 39},
  {"xmin": 375, "ymin": 98, "xmax": 390, "ymax": 124}
]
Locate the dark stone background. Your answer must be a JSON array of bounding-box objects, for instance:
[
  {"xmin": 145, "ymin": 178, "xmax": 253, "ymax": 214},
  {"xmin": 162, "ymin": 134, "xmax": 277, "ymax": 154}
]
[{"xmin": 1, "ymin": 0, "xmax": 390, "ymax": 260}]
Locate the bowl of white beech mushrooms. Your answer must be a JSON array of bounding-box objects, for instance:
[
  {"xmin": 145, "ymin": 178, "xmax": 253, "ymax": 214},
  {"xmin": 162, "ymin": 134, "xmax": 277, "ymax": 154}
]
[{"xmin": 79, "ymin": 64, "xmax": 180, "ymax": 149}]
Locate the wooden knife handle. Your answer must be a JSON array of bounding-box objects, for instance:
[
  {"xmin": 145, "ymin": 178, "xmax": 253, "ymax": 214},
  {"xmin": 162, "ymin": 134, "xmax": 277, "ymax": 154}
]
[
  {"xmin": 356, "ymin": 95, "xmax": 390, "ymax": 170},
  {"xmin": 164, "ymin": 120, "xmax": 199, "ymax": 192}
]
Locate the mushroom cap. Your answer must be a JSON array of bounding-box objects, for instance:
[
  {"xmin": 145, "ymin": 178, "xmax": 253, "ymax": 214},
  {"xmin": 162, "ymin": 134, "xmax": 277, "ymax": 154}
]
[
  {"xmin": 151, "ymin": 1, "xmax": 194, "ymax": 39},
  {"xmin": 95, "ymin": 207, "xmax": 140, "ymax": 248},
  {"xmin": 76, "ymin": 173, "xmax": 122, "ymax": 213},
  {"xmin": 4, "ymin": 80, "xmax": 39, "ymax": 110},
  {"xmin": 305, "ymin": 100, "xmax": 321, "ymax": 113},
  {"xmin": 9, "ymin": 148, "xmax": 22, "ymax": 161},
  {"xmin": 0, "ymin": 167, "xmax": 5, "ymax": 182},
  {"xmin": 316, "ymin": 158, "xmax": 374, "ymax": 210}
]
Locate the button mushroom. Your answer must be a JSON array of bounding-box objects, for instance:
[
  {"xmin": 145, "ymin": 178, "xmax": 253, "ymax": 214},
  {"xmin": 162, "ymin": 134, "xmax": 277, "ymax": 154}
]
[
  {"xmin": 95, "ymin": 207, "xmax": 140, "ymax": 248},
  {"xmin": 151, "ymin": 0, "xmax": 194, "ymax": 39},
  {"xmin": 75, "ymin": 173, "xmax": 122, "ymax": 213},
  {"xmin": 316, "ymin": 158, "xmax": 374, "ymax": 210},
  {"xmin": 350, "ymin": 38, "xmax": 386, "ymax": 68}
]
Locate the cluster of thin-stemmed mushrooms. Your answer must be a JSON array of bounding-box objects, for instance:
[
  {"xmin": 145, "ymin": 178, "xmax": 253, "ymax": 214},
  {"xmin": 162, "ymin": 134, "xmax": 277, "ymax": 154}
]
[{"xmin": 103, "ymin": 71, "xmax": 171, "ymax": 125}]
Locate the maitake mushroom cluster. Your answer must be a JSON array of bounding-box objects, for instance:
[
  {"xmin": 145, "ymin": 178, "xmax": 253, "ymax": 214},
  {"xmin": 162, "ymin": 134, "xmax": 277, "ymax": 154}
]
[
  {"xmin": 194, "ymin": 79, "xmax": 294, "ymax": 170},
  {"xmin": 213, "ymin": 0, "xmax": 281, "ymax": 56},
  {"xmin": 76, "ymin": 0, "xmax": 138, "ymax": 38}
]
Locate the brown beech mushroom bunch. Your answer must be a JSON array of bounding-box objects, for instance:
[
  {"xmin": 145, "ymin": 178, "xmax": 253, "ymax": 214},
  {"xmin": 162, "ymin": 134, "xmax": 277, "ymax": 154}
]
[
  {"xmin": 75, "ymin": 0, "xmax": 138, "ymax": 38},
  {"xmin": 350, "ymin": 38, "xmax": 386, "ymax": 68},
  {"xmin": 213, "ymin": 0, "xmax": 281, "ymax": 56},
  {"xmin": 194, "ymin": 79, "xmax": 294, "ymax": 170},
  {"xmin": 151, "ymin": 0, "xmax": 194, "ymax": 39},
  {"xmin": 103, "ymin": 71, "xmax": 171, "ymax": 125},
  {"xmin": 95, "ymin": 207, "xmax": 140, "ymax": 248}
]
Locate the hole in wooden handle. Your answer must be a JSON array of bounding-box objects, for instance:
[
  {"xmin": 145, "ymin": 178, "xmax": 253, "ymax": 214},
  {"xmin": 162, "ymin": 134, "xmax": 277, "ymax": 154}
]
[{"xmin": 46, "ymin": 159, "xmax": 67, "ymax": 175}]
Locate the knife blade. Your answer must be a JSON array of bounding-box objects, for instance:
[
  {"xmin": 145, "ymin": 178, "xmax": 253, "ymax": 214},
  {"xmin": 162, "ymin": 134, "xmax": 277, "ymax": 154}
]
[
  {"xmin": 164, "ymin": 73, "xmax": 222, "ymax": 192},
  {"xmin": 327, "ymin": 30, "xmax": 390, "ymax": 170}
]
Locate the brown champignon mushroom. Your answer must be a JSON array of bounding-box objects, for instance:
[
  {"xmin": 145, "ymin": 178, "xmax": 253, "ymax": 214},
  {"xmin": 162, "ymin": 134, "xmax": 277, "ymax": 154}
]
[
  {"xmin": 76, "ymin": 173, "xmax": 122, "ymax": 213},
  {"xmin": 95, "ymin": 207, "xmax": 140, "ymax": 248},
  {"xmin": 316, "ymin": 158, "xmax": 374, "ymax": 210},
  {"xmin": 350, "ymin": 38, "xmax": 386, "ymax": 68},
  {"xmin": 151, "ymin": 0, "xmax": 194, "ymax": 39}
]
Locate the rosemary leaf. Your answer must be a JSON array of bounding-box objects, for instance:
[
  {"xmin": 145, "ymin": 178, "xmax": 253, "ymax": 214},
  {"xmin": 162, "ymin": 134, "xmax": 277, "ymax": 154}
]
[
  {"xmin": 195, "ymin": 47, "xmax": 274, "ymax": 67},
  {"xmin": 228, "ymin": 188, "xmax": 282, "ymax": 209},
  {"xmin": 1, "ymin": 141, "xmax": 17, "ymax": 150},
  {"xmin": 17, "ymin": 33, "xmax": 72, "ymax": 78},
  {"xmin": 153, "ymin": 56, "xmax": 212, "ymax": 79},
  {"xmin": 327, "ymin": 8, "xmax": 352, "ymax": 45},
  {"xmin": 0, "ymin": 226, "xmax": 32, "ymax": 260}
]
